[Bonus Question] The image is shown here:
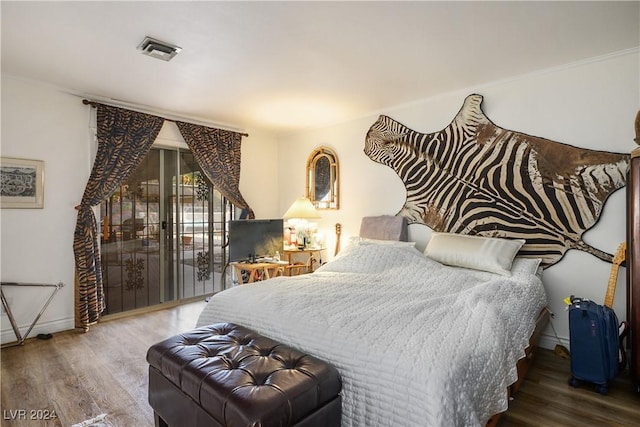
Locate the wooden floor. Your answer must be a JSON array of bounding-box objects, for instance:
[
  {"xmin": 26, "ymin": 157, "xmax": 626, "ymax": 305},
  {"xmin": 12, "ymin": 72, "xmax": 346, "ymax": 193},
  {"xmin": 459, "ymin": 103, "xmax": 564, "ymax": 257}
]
[
  {"xmin": 1, "ymin": 301, "xmax": 639, "ymax": 427},
  {"xmin": 1, "ymin": 301, "xmax": 207, "ymax": 427},
  {"xmin": 499, "ymin": 350, "xmax": 640, "ymax": 426}
]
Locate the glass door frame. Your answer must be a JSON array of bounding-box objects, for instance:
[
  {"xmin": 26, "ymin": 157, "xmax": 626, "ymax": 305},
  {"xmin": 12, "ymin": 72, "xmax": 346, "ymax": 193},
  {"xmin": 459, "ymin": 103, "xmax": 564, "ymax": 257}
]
[{"xmin": 100, "ymin": 146, "xmax": 231, "ymax": 315}]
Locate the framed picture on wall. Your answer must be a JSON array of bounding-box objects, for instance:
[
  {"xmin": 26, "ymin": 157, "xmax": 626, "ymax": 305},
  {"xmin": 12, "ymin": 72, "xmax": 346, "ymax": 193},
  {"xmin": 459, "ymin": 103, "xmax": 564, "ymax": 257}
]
[{"xmin": 0, "ymin": 157, "xmax": 45, "ymax": 208}]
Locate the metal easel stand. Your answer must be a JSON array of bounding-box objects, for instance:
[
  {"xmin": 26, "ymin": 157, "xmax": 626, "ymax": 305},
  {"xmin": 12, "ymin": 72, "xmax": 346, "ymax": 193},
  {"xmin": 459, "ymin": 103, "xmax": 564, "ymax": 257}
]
[{"xmin": 1, "ymin": 282, "xmax": 65, "ymax": 348}]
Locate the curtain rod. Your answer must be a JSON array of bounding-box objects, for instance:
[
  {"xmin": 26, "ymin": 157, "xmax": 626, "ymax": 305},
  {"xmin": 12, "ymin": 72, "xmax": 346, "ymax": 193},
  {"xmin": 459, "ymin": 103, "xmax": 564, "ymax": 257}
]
[{"xmin": 81, "ymin": 99, "xmax": 249, "ymax": 137}]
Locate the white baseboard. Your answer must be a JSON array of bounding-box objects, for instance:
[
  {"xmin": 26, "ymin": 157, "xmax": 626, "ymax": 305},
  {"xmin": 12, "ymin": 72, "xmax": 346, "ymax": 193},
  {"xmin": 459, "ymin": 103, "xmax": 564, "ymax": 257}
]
[
  {"xmin": 1, "ymin": 316, "xmax": 75, "ymax": 346},
  {"xmin": 538, "ymin": 332, "xmax": 570, "ymax": 351}
]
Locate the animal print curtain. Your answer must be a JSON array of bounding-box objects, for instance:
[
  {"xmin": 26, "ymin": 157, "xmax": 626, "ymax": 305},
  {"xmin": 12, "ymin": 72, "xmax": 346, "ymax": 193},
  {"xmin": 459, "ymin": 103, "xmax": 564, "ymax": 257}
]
[
  {"xmin": 176, "ymin": 121, "xmax": 255, "ymax": 218},
  {"xmin": 73, "ymin": 105, "xmax": 164, "ymax": 331}
]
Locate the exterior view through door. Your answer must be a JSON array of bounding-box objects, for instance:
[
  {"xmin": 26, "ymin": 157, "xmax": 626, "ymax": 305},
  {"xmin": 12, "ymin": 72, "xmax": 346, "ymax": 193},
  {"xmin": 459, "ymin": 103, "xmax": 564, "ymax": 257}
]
[{"xmin": 100, "ymin": 148, "xmax": 233, "ymax": 315}]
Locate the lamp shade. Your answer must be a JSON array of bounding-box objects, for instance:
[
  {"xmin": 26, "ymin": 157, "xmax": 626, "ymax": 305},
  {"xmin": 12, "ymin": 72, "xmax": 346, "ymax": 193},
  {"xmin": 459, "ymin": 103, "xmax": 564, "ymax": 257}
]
[{"xmin": 283, "ymin": 197, "xmax": 321, "ymax": 219}]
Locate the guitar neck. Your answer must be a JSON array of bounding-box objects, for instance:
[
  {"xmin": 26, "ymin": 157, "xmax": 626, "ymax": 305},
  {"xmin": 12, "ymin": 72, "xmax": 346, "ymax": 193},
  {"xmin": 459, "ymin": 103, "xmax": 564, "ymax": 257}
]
[
  {"xmin": 604, "ymin": 269, "xmax": 619, "ymax": 308},
  {"xmin": 604, "ymin": 242, "xmax": 626, "ymax": 308}
]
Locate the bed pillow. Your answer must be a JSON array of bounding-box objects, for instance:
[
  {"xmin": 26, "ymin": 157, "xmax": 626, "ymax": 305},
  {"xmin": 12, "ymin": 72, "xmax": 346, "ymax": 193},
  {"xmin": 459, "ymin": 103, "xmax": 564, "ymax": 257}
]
[
  {"xmin": 358, "ymin": 237, "xmax": 416, "ymax": 248},
  {"xmin": 424, "ymin": 233, "xmax": 525, "ymax": 276},
  {"xmin": 511, "ymin": 257, "xmax": 542, "ymax": 277},
  {"xmin": 346, "ymin": 236, "xmax": 416, "ymax": 247}
]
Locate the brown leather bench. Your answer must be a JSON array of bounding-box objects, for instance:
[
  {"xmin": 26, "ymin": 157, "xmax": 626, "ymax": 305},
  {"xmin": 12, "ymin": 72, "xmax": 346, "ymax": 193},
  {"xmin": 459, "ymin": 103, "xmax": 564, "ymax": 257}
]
[{"xmin": 147, "ymin": 323, "xmax": 342, "ymax": 427}]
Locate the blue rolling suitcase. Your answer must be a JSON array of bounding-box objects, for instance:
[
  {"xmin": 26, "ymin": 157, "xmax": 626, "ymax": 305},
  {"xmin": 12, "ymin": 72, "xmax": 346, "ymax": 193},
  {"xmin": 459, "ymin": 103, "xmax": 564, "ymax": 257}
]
[{"xmin": 568, "ymin": 296, "xmax": 619, "ymax": 395}]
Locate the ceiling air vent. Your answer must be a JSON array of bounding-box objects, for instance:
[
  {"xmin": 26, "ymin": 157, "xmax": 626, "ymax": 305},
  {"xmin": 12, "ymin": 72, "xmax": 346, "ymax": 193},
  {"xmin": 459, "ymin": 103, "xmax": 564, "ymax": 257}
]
[{"xmin": 137, "ymin": 36, "xmax": 182, "ymax": 62}]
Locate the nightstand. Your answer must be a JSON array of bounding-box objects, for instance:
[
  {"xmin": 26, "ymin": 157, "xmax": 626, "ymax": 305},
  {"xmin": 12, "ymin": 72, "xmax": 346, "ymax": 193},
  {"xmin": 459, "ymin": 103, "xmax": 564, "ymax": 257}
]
[
  {"xmin": 232, "ymin": 262, "xmax": 286, "ymax": 284},
  {"xmin": 283, "ymin": 248, "xmax": 325, "ymax": 274}
]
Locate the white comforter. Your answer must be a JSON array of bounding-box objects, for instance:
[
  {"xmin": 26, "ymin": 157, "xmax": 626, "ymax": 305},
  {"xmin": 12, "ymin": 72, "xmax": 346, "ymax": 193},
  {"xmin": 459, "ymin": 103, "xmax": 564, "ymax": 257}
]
[{"xmin": 197, "ymin": 243, "xmax": 547, "ymax": 427}]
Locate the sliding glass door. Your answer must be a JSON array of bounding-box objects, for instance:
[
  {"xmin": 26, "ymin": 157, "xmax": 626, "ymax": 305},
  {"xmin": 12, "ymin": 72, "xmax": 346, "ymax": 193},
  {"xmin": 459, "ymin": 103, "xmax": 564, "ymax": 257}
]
[
  {"xmin": 100, "ymin": 148, "xmax": 230, "ymax": 315},
  {"xmin": 176, "ymin": 151, "xmax": 230, "ymax": 299}
]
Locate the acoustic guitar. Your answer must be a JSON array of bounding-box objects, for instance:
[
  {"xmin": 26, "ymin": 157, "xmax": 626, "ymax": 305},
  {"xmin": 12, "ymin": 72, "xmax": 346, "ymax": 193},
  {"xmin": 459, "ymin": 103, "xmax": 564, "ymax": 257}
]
[
  {"xmin": 604, "ymin": 242, "xmax": 629, "ymax": 370},
  {"xmin": 334, "ymin": 223, "xmax": 342, "ymax": 257}
]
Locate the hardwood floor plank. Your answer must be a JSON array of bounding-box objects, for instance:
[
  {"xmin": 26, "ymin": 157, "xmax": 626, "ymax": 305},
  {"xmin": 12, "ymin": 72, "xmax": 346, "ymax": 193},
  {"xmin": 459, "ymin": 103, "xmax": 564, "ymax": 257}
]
[
  {"xmin": 1, "ymin": 340, "xmax": 65, "ymax": 427},
  {"xmin": 103, "ymin": 402, "xmax": 154, "ymax": 427},
  {"xmin": 2, "ymin": 300, "xmax": 639, "ymax": 427},
  {"xmin": 1, "ymin": 301, "xmax": 206, "ymax": 427},
  {"xmin": 48, "ymin": 375, "xmax": 101, "ymax": 427},
  {"xmin": 499, "ymin": 348, "xmax": 640, "ymax": 426}
]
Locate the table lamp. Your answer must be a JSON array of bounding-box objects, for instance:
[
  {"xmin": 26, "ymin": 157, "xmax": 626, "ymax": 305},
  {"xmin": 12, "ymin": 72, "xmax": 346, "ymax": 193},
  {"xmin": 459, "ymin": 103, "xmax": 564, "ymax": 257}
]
[{"xmin": 283, "ymin": 197, "xmax": 320, "ymax": 249}]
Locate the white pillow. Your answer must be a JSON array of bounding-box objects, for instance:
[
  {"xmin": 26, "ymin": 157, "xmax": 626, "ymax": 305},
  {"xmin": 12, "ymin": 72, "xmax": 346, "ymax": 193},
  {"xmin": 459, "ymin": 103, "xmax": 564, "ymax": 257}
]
[
  {"xmin": 511, "ymin": 257, "xmax": 542, "ymax": 277},
  {"xmin": 338, "ymin": 236, "xmax": 415, "ymax": 259},
  {"xmin": 424, "ymin": 233, "xmax": 525, "ymax": 276},
  {"xmin": 346, "ymin": 236, "xmax": 416, "ymax": 248},
  {"xmin": 358, "ymin": 237, "xmax": 416, "ymax": 248}
]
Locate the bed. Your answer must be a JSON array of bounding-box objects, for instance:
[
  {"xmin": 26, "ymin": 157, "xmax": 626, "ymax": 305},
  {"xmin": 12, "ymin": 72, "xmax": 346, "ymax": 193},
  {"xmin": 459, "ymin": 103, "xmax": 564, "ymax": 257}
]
[{"xmin": 197, "ymin": 218, "xmax": 548, "ymax": 426}]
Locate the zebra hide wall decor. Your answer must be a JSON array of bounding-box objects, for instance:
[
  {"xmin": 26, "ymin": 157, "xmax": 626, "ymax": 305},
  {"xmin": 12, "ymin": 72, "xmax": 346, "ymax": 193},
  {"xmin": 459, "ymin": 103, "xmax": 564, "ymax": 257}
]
[{"xmin": 364, "ymin": 94, "xmax": 630, "ymax": 267}]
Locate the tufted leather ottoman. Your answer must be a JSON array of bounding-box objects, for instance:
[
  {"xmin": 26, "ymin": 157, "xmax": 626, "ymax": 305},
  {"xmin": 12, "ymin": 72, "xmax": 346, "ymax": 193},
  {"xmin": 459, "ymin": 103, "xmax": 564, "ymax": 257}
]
[{"xmin": 146, "ymin": 323, "xmax": 342, "ymax": 427}]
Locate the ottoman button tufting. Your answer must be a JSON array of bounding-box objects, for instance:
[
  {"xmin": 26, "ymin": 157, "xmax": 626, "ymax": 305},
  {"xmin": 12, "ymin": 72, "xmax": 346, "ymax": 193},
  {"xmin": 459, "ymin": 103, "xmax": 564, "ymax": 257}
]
[{"xmin": 147, "ymin": 323, "xmax": 341, "ymax": 427}]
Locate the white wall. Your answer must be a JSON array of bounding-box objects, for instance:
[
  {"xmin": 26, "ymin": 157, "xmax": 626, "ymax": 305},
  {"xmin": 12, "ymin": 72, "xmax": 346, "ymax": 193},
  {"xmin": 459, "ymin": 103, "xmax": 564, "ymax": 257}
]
[
  {"xmin": 1, "ymin": 77, "xmax": 90, "ymax": 342},
  {"xmin": 3, "ymin": 50, "xmax": 636, "ymax": 347},
  {"xmin": 0, "ymin": 76, "xmax": 279, "ymax": 344},
  {"xmin": 277, "ymin": 50, "xmax": 639, "ymax": 349}
]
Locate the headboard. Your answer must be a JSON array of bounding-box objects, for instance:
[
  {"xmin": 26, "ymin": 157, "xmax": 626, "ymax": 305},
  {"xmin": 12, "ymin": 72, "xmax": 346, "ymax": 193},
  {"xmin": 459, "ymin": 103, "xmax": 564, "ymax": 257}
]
[
  {"xmin": 333, "ymin": 216, "xmax": 408, "ymax": 256},
  {"xmin": 359, "ymin": 215, "xmax": 408, "ymax": 241}
]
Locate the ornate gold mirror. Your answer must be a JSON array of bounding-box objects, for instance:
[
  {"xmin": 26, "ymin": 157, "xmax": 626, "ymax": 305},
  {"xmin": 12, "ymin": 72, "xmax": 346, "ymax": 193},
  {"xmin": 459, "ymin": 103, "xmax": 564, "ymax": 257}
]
[{"xmin": 306, "ymin": 146, "xmax": 339, "ymax": 209}]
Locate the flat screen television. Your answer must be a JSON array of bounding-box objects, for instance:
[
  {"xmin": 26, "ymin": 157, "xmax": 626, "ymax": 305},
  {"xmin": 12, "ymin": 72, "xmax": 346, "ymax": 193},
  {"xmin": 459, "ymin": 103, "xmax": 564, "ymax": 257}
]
[{"xmin": 228, "ymin": 219, "xmax": 284, "ymax": 262}]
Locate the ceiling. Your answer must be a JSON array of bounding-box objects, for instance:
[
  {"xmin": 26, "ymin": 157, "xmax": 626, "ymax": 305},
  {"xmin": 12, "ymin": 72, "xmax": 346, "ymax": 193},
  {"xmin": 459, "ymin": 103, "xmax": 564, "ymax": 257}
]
[{"xmin": 2, "ymin": 1, "xmax": 638, "ymax": 136}]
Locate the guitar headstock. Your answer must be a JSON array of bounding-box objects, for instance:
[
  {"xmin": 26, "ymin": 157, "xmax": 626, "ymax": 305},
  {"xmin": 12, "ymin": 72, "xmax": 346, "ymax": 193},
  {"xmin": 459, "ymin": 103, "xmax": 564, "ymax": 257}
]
[{"xmin": 612, "ymin": 242, "xmax": 626, "ymax": 266}]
